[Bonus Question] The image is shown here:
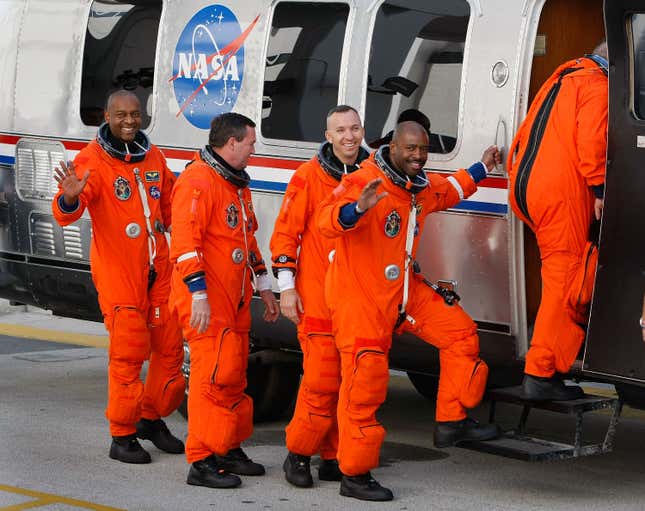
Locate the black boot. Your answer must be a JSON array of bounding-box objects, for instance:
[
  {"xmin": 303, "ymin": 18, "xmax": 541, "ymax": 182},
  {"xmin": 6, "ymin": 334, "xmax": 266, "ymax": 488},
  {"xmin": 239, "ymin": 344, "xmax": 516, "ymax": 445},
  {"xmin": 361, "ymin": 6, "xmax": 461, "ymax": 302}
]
[
  {"xmin": 215, "ymin": 447, "xmax": 265, "ymax": 476},
  {"xmin": 109, "ymin": 434, "xmax": 151, "ymax": 464},
  {"xmin": 187, "ymin": 455, "xmax": 242, "ymax": 489},
  {"xmin": 522, "ymin": 374, "xmax": 584, "ymax": 401},
  {"xmin": 318, "ymin": 458, "xmax": 343, "ymax": 481},
  {"xmin": 433, "ymin": 417, "xmax": 499, "ymax": 448},
  {"xmin": 283, "ymin": 452, "xmax": 313, "ymax": 488},
  {"xmin": 340, "ymin": 472, "xmax": 393, "ymax": 502},
  {"xmin": 136, "ymin": 418, "xmax": 184, "ymax": 454}
]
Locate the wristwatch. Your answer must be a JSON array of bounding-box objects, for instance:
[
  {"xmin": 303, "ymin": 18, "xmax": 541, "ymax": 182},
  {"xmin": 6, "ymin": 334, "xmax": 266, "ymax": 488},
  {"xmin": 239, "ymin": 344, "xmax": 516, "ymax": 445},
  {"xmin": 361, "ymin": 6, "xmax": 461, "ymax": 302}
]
[{"xmin": 640, "ymin": 317, "xmax": 645, "ymax": 329}]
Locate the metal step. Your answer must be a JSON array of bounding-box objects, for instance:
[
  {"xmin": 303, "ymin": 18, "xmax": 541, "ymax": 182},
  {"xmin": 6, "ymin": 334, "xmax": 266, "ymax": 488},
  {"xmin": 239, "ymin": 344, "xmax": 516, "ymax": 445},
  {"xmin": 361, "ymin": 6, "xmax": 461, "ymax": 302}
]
[{"xmin": 458, "ymin": 385, "xmax": 623, "ymax": 461}]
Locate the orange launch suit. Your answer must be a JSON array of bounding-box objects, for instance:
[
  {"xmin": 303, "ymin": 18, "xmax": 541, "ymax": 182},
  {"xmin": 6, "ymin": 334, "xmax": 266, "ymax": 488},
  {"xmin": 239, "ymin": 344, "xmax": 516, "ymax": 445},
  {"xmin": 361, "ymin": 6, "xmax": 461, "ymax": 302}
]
[
  {"xmin": 317, "ymin": 156, "xmax": 488, "ymax": 476},
  {"xmin": 508, "ymin": 57, "xmax": 607, "ymax": 377},
  {"xmin": 52, "ymin": 140, "xmax": 185, "ymax": 437},
  {"xmin": 170, "ymin": 151, "xmax": 268, "ymax": 464},
  {"xmin": 270, "ymin": 155, "xmax": 346, "ymax": 460}
]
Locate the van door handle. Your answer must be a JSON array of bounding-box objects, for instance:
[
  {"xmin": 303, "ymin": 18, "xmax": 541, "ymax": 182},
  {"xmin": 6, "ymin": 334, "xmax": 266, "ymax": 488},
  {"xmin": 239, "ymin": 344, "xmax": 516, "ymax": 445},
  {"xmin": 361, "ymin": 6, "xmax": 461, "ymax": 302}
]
[{"xmin": 494, "ymin": 117, "xmax": 507, "ymax": 175}]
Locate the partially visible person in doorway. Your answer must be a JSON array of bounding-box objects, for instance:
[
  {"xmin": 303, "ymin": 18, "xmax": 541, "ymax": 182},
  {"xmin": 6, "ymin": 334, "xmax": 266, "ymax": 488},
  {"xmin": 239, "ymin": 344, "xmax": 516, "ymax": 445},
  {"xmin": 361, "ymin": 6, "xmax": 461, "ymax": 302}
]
[{"xmin": 507, "ymin": 41, "xmax": 609, "ymax": 400}]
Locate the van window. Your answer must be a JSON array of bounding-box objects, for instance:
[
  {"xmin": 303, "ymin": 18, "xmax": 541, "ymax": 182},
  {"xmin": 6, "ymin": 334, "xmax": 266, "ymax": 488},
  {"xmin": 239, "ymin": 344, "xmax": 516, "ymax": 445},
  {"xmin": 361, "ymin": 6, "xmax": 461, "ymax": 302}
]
[
  {"xmin": 632, "ymin": 14, "xmax": 645, "ymax": 119},
  {"xmin": 365, "ymin": 0, "xmax": 470, "ymax": 154},
  {"xmin": 261, "ymin": 2, "xmax": 349, "ymax": 142},
  {"xmin": 80, "ymin": 0, "xmax": 162, "ymax": 128}
]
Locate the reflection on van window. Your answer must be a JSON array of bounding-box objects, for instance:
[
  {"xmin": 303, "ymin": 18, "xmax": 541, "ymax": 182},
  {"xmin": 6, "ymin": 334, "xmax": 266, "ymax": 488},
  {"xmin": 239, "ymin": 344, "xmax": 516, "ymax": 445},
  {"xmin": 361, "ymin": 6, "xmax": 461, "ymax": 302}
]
[
  {"xmin": 365, "ymin": 0, "xmax": 470, "ymax": 154},
  {"xmin": 80, "ymin": 0, "xmax": 162, "ymax": 128},
  {"xmin": 262, "ymin": 2, "xmax": 349, "ymax": 142},
  {"xmin": 632, "ymin": 14, "xmax": 645, "ymax": 119}
]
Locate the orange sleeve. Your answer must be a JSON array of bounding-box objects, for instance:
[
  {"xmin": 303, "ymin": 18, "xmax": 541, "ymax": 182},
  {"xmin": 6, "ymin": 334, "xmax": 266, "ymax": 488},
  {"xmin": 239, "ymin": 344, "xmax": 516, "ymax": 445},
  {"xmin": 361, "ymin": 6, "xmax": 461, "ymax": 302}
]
[
  {"xmin": 575, "ymin": 75, "xmax": 608, "ymax": 187},
  {"xmin": 159, "ymin": 150, "xmax": 176, "ymax": 229},
  {"xmin": 428, "ymin": 168, "xmax": 478, "ymax": 211},
  {"xmin": 244, "ymin": 189, "xmax": 268, "ymax": 276},
  {"xmin": 269, "ymin": 166, "xmax": 310, "ymax": 275},
  {"xmin": 316, "ymin": 173, "xmax": 367, "ymax": 238},
  {"xmin": 169, "ymin": 170, "xmax": 211, "ymax": 283},
  {"xmin": 52, "ymin": 149, "xmax": 98, "ymax": 226}
]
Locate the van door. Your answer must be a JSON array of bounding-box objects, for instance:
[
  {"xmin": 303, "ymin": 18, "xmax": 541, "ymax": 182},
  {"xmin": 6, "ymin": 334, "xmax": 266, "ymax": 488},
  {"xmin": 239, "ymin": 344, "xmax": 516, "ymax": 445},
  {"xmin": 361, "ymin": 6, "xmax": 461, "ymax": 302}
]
[{"xmin": 584, "ymin": 0, "xmax": 645, "ymax": 384}]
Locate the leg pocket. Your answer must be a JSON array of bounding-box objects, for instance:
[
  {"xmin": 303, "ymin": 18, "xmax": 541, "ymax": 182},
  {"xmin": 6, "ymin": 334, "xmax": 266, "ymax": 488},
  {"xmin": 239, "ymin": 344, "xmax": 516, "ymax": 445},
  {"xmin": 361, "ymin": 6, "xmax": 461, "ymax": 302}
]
[
  {"xmin": 348, "ymin": 350, "xmax": 389, "ymax": 410},
  {"xmin": 111, "ymin": 306, "xmax": 150, "ymax": 362},
  {"xmin": 211, "ymin": 328, "xmax": 246, "ymax": 388}
]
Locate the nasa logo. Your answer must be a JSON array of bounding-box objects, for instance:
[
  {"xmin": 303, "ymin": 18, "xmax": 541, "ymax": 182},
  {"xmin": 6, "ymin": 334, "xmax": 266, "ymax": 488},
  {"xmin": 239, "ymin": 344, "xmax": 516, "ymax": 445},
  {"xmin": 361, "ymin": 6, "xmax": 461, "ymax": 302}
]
[{"xmin": 171, "ymin": 6, "xmax": 254, "ymax": 129}]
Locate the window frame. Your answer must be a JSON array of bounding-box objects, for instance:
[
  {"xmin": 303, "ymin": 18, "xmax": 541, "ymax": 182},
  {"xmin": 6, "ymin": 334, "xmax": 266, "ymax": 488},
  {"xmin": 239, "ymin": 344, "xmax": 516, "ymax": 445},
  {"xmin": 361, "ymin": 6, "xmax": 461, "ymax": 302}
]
[
  {"xmin": 78, "ymin": 0, "xmax": 165, "ymax": 132},
  {"xmin": 360, "ymin": 0, "xmax": 474, "ymax": 164},
  {"xmin": 257, "ymin": 0, "xmax": 355, "ymax": 151}
]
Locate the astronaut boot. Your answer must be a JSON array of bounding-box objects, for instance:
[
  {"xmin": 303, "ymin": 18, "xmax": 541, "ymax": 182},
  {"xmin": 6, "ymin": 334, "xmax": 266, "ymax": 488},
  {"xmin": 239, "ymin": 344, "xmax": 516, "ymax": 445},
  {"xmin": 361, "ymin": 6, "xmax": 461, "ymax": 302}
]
[
  {"xmin": 340, "ymin": 472, "xmax": 393, "ymax": 502},
  {"xmin": 318, "ymin": 458, "xmax": 343, "ymax": 481},
  {"xmin": 136, "ymin": 418, "xmax": 184, "ymax": 454},
  {"xmin": 433, "ymin": 417, "xmax": 499, "ymax": 448},
  {"xmin": 283, "ymin": 452, "xmax": 314, "ymax": 488},
  {"xmin": 187, "ymin": 455, "xmax": 242, "ymax": 489},
  {"xmin": 109, "ymin": 434, "xmax": 152, "ymax": 464},
  {"xmin": 522, "ymin": 374, "xmax": 585, "ymax": 401},
  {"xmin": 215, "ymin": 447, "xmax": 265, "ymax": 476}
]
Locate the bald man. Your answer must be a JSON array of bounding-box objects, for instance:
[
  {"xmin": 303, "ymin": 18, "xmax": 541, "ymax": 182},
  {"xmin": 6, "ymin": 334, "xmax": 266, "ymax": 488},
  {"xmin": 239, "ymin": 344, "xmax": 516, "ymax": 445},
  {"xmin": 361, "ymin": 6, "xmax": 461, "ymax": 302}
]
[
  {"xmin": 317, "ymin": 122, "xmax": 500, "ymax": 501},
  {"xmin": 508, "ymin": 42, "xmax": 608, "ymax": 400},
  {"xmin": 53, "ymin": 90, "xmax": 185, "ymax": 464}
]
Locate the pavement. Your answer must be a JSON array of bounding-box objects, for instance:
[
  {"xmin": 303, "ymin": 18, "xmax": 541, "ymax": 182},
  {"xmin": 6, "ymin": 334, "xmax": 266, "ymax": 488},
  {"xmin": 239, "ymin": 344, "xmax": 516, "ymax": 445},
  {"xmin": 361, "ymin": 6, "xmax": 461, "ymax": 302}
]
[{"xmin": 0, "ymin": 303, "xmax": 108, "ymax": 348}]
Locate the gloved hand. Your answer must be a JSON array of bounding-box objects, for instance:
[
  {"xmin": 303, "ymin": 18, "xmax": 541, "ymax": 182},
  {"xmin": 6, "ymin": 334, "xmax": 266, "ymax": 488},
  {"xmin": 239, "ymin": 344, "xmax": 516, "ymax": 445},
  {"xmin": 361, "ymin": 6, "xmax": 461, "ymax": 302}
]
[{"xmin": 190, "ymin": 291, "xmax": 210, "ymax": 334}]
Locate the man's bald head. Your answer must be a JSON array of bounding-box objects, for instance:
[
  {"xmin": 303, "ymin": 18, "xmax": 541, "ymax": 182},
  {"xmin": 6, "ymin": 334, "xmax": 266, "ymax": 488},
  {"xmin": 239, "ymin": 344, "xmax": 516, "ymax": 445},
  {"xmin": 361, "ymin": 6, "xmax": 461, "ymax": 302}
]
[
  {"xmin": 389, "ymin": 121, "xmax": 430, "ymax": 177},
  {"xmin": 106, "ymin": 90, "xmax": 140, "ymax": 111},
  {"xmin": 392, "ymin": 121, "xmax": 429, "ymax": 145}
]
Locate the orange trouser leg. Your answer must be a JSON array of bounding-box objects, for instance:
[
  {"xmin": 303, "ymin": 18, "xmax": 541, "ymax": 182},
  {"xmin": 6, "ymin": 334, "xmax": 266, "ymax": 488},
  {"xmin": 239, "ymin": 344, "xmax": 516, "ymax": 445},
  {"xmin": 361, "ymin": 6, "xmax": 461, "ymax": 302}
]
[
  {"xmin": 285, "ymin": 330, "xmax": 340, "ymax": 458},
  {"xmin": 525, "ymin": 248, "xmax": 587, "ymax": 377},
  {"xmin": 104, "ymin": 306, "xmax": 151, "ymax": 437},
  {"xmin": 403, "ymin": 280, "xmax": 487, "ymax": 422},
  {"xmin": 141, "ymin": 303, "xmax": 185, "ymax": 420},
  {"xmin": 524, "ymin": 193, "xmax": 594, "ymax": 377},
  {"xmin": 334, "ymin": 331, "xmax": 389, "ymax": 477},
  {"xmin": 184, "ymin": 328, "xmax": 253, "ymax": 464}
]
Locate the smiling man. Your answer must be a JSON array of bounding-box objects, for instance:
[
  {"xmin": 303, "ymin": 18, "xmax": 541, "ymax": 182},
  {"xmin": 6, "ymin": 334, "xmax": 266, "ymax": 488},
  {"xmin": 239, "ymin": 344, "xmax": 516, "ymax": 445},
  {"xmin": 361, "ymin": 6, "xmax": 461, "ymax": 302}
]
[
  {"xmin": 317, "ymin": 121, "xmax": 500, "ymax": 501},
  {"xmin": 52, "ymin": 90, "xmax": 185, "ymax": 464},
  {"xmin": 270, "ymin": 105, "xmax": 369, "ymax": 489}
]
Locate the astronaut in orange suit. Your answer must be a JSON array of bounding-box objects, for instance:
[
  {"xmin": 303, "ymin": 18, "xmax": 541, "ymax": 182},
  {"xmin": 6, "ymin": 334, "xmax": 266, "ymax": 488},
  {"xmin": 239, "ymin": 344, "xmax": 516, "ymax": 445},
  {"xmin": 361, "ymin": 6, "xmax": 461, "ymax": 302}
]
[
  {"xmin": 52, "ymin": 90, "xmax": 185, "ymax": 464},
  {"xmin": 270, "ymin": 105, "xmax": 370, "ymax": 488},
  {"xmin": 317, "ymin": 121, "xmax": 500, "ymax": 501},
  {"xmin": 507, "ymin": 43, "xmax": 608, "ymax": 401},
  {"xmin": 170, "ymin": 113, "xmax": 279, "ymax": 490}
]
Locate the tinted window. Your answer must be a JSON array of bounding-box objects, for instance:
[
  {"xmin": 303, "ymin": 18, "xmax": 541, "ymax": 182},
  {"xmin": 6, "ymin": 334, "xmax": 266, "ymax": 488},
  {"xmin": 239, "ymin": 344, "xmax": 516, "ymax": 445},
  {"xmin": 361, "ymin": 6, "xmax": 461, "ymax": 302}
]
[
  {"xmin": 80, "ymin": 0, "xmax": 162, "ymax": 127},
  {"xmin": 632, "ymin": 14, "xmax": 645, "ymax": 119},
  {"xmin": 262, "ymin": 2, "xmax": 349, "ymax": 142},
  {"xmin": 365, "ymin": 0, "xmax": 470, "ymax": 154}
]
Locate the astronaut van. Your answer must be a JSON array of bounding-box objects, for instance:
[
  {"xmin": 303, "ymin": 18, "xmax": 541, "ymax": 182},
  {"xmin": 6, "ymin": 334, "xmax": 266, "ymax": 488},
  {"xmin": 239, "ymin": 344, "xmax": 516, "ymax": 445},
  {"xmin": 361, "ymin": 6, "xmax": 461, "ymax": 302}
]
[{"xmin": 1, "ymin": 0, "xmax": 645, "ymax": 422}]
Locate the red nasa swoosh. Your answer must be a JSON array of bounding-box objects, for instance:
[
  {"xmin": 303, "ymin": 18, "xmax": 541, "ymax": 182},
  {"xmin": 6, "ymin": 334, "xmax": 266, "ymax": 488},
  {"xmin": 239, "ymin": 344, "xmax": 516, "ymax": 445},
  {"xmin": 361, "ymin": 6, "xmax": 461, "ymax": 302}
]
[{"xmin": 171, "ymin": 14, "xmax": 260, "ymax": 117}]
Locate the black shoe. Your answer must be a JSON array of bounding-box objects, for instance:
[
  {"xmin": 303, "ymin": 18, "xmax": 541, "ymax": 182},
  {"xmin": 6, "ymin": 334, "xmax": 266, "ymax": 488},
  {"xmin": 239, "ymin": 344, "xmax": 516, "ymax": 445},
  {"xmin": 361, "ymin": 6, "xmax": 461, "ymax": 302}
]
[
  {"xmin": 522, "ymin": 374, "xmax": 585, "ymax": 401},
  {"xmin": 215, "ymin": 447, "xmax": 265, "ymax": 476},
  {"xmin": 136, "ymin": 418, "xmax": 185, "ymax": 454},
  {"xmin": 340, "ymin": 472, "xmax": 393, "ymax": 502},
  {"xmin": 187, "ymin": 455, "xmax": 242, "ymax": 489},
  {"xmin": 283, "ymin": 452, "xmax": 313, "ymax": 488},
  {"xmin": 318, "ymin": 458, "xmax": 343, "ymax": 481},
  {"xmin": 109, "ymin": 434, "xmax": 152, "ymax": 464},
  {"xmin": 434, "ymin": 417, "xmax": 499, "ymax": 448}
]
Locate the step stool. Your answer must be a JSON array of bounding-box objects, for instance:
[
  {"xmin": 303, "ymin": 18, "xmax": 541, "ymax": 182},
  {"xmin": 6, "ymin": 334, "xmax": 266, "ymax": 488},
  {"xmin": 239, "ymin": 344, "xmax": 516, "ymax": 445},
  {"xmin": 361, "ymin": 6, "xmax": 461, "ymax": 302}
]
[{"xmin": 459, "ymin": 385, "xmax": 622, "ymax": 461}]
